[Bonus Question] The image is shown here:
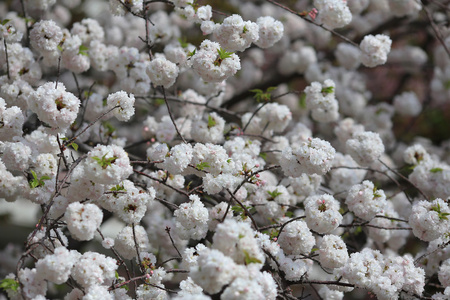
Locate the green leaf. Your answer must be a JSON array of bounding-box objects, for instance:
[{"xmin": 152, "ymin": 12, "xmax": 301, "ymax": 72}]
[
  {"xmin": 69, "ymin": 142, "xmax": 78, "ymax": 151},
  {"xmin": 321, "ymin": 86, "xmax": 334, "ymax": 95},
  {"xmin": 111, "ymin": 184, "xmax": 126, "ymax": 192},
  {"xmin": 154, "ymin": 98, "xmax": 165, "ymax": 106},
  {"xmin": 188, "ymin": 49, "xmax": 196, "ymax": 57},
  {"xmin": 178, "ymin": 37, "xmax": 189, "ymax": 48},
  {"xmin": 0, "ymin": 278, "xmax": 19, "ymax": 292},
  {"xmin": 243, "ymin": 249, "xmax": 262, "ymax": 265},
  {"xmin": 102, "ymin": 121, "xmax": 116, "ymax": 136},
  {"xmin": 0, "ymin": 19, "xmax": 11, "ymax": 26},
  {"xmin": 284, "ymin": 211, "xmax": 294, "ymax": 218},
  {"xmin": 23, "ymin": 17, "xmax": 34, "ymax": 24},
  {"xmin": 259, "ymin": 152, "xmax": 267, "ymax": 161},
  {"xmin": 299, "ymin": 93, "xmax": 307, "ymax": 109},
  {"xmin": 207, "ymin": 115, "xmax": 216, "ymax": 128},
  {"xmin": 267, "ymin": 189, "xmax": 282, "ymax": 200},
  {"xmin": 196, "ymin": 162, "xmax": 210, "ymax": 171},
  {"xmin": 57, "ymin": 45, "xmax": 63, "ymax": 52},
  {"xmin": 440, "ymin": 212, "xmax": 450, "ymax": 220},
  {"xmin": 430, "ymin": 168, "xmax": 443, "ymax": 173},
  {"xmin": 250, "ymin": 87, "xmax": 277, "ymax": 103},
  {"xmin": 78, "ymin": 45, "xmax": 89, "ymax": 56},
  {"xmin": 29, "ymin": 170, "xmax": 48, "ymax": 189},
  {"xmin": 231, "ymin": 205, "xmax": 244, "ymax": 213},
  {"xmin": 431, "ymin": 203, "xmax": 450, "ymax": 220},
  {"xmin": 83, "ymin": 90, "xmax": 93, "ymax": 99},
  {"xmin": 310, "ymin": 247, "xmax": 319, "ymax": 253},
  {"xmin": 115, "ymin": 271, "xmax": 120, "ymax": 279},
  {"xmin": 92, "ymin": 153, "xmax": 118, "ymax": 169},
  {"xmin": 214, "ymin": 47, "xmax": 234, "ymax": 66}
]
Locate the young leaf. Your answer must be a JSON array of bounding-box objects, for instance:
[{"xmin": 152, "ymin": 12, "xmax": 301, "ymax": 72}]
[
  {"xmin": 78, "ymin": 45, "xmax": 89, "ymax": 56},
  {"xmin": 207, "ymin": 115, "xmax": 216, "ymax": 128},
  {"xmin": 430, "ymin": 168, "xmax": 443, "ymax": 173},
  {"xmin": 0, "ymin": 278, "xmax": 19, "ymax": 292},
  {"xmin": 243, "ymin": 249, "xmax": 262, "ymax": 265},
  {"xmin": 69, "ymin": 142, "xmax": 78, "ymax": 151},
  {"xmin": 196, "ymin": 162, "xmax": 210, "ymax": 171},
  {"xmin": 92, "ymin": 153, "xmax": 118, "ymax": 169},
  {"xmin": 267, "ymin": 189, "xmax": 282, "ymax": 200},
  {"xmin": 299, "ymin": 93, "xmax": 307, "ymax": 109},
  {"xmin": 321, "ymin": 86, "xmax": 334, "ymax": 95},
  {"xmin": 178, "ymin": 37, "xmax": 189, "ymax": 48},
  {"xmin": 250, "ymin": 87, "xmax": 277, "ymax": 102},
  {"xmin": 214, "ymin": 47, "xmax": 234, "ymax": 66}
]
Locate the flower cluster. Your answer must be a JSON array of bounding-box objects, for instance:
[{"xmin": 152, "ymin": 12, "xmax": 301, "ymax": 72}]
[{"xmin": 2, "ymin": 0, "xmax": 450, "ymax": 299}]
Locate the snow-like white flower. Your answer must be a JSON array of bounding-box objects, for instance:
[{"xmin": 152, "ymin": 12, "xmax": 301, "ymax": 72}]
[
  {"xmin": 97, "ymin": 180, "xmax": 154, "ymax": 224},
  {"xmin": 114, "ymin": 225, "xmax": 149, "ymax": 260},
  {"xmin": 254, "ymin": 16, "xmax": 284, "ymax": 49},
  {"xmin": 305, "ymin": 194, "xmax": 342, "ymax": 233},
  {"xmin": 30, "ymin": 20, "xmax": 63, "ymax": 54},
  {"xmin": 35, "ymin": 247, "xmax": 80, "ymax": 284},
  {"xmin": 71, "ymin": 18, "xmax": 105, "ymax": 45},
  {"xmin": 329, "ymin": 153, "xmax": 367, "ymax": 196},
  {"xmin": 106, "ymin": 90, "xmax": 135, "ymax": 121},
  {"xmin": 388, "ymin": 0, "xmax": 422, "ymax": 17},
  {"xmin": 146, "ymin": 56, "xmax": 179, "ymax": 88},
  {"xmin": 213, "ymin": 14, "xmax": 259, "ymax": 52},
  {"xmin": 212, "ymin": 219, "xmax": 264, "ymax": 266},
  {"xmin": 319, "ymin": 235, "xmax": 348, "ymax": 269},
  {"xmin": 190, "ymin": 248, "xmax": 237, "ymax": 294},
  {"xmin": 314, "ymin": 0, "xmax": 352, "ymax": 29},
  {"xmin": 304, "ymin": 79, "xmax": 339, "ymax": 122},
  {"xmin": 27, "ymin": 82, "xmax": 80, "ymax": 130},
  {"xmin": 65, "ymin": 202, "xmax": 103, "ymax": 241},
  {"xmin": 439, "ymin": 258, "xmax": 450, "ymax": 287},
  {"xmin": 403, "ymin": 144, "xmax": 431, "ymax": 165},
  {"xmin": 0, "ymin": 99, "xmax": 24, "ymax": 141},
  {"xmin": 191, "ymin": 39, "xmax": 241, "ymax": 82},
  {"xmin": 346, "ymin": 180, "xmax": 387, "ymax": 221},
  {"xmin": 280, "ymin": 137, "xmax": 336, "ymax": 176},
  {"xmin": 159, "ymin": 143, "xmax": 193, "ymax": 174},
  {"xmin": 174, "ymin": 195, "xmax": 209, "ymax": 240},
  {"xmin": 257, "ymin": 103, "xmax": 292, "ymax": 132},
  {"xmin": 393, "ymin": 91, "xmax": 422, "ymax": 117},
  {"xmin": 360, "ymin": 34, "xmax": 392, "ymax": 67},
  {"xmin": 191, "ymin": 112, "xmax": 225, "ymax": 144},
  {"xmin": 278, "ymin": 219, "xmax": 315, "ymax": 255},
  {"xmin": 71, "ymin": 252, "xmax": 117, "ymax": 288},
  {"xmin": 409, "ymin": 198, "xmax": 450, "ymax": 241},
  {"xmin": 82, "ymin": 144, "xmax": 133, "ymax": 185},
  {"xmin": 335, "ymin": 43, "xmax": 361, "ymax": 69},
  {"xmin": 345, "ymin": 131, "xmax": 384, "ymax": 166}
]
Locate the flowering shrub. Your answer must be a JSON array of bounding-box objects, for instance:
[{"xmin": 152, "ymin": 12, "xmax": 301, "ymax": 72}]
[{"xmin": 1, "ymin": 0, "xmax": 450, "ymax": 299}]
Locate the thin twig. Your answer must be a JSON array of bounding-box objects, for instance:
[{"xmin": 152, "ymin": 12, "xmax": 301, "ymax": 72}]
[
  {"xmin": 161, "ymin": 87, "xmax": 187, "ymax": 143},
  {"xmin": 226, "ymin": 188, "xmax": 259, "ymax": 230},
  {"xmin": 265, "ymin": 0, "xmax": 359, "ymax": 47},
  {"xmin": 165, "ymin": 227, "xmax": 182, "ymax": 258},
  {"xmin": 421, "ymin": 0, "xmax": 450, "ymax": 59},
  {"xmin": 3, "ymin": 39, "xmax": 10, "ymax": 80},
  {"xmin": 55, "ymin": 56, "xmax": 62, "ymax": 89}
]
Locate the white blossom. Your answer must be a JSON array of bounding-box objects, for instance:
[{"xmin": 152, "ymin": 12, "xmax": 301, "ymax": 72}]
[{"xmin": 360, "ymin": 34, "xmax": 392, "ymax": 68}]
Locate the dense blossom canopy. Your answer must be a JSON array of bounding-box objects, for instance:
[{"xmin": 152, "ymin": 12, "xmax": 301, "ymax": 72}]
[{"xmin": 1, "ymin": 0, "xmax": 450, "ymax": 299}]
